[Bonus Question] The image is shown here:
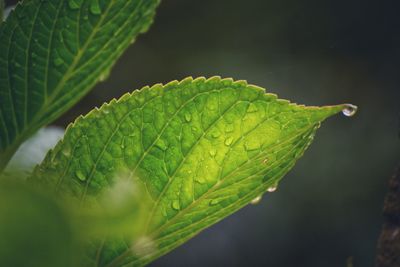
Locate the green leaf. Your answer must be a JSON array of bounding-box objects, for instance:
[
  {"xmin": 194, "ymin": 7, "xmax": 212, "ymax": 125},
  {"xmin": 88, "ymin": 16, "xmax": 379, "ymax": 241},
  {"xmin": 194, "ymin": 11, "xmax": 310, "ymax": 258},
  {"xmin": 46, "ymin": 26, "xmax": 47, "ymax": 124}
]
[
  {"xmin": 0, "ymin": 0, "xmax": 160, "ymax": 171},
  {"xmin": 30, "ymin": 77, "xmax": 351, "ymax": 266}
]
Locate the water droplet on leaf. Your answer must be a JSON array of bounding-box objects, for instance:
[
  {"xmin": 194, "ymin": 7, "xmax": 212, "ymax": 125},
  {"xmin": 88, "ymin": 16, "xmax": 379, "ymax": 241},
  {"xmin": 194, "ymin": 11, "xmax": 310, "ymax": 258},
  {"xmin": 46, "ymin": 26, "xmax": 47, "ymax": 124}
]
[
  {"xmin": 75, "ymin": 170, "xmax": 86, "ymax": 181},
  {"xmin": 184, "ymin": 112, "xmax": 192, "ymax": 122},
  {"xmin": 225, "ymin": 137, "xmax": 233, "ymax": 146},
  {"xmin": 155, "ymin": 139, "xmax": 167, "ymax": 151},
  {"xmin": 209, "ymin": 199, "xmax": 219, "ymax": 206},
  {"xmin": 195, "ymin": 177, "xmax": 206, "ymax": 184},
  {"xmin": 209, "ymin": 148, "xmax": 217, "ymax": 156},
  {"xmin": 267, "ymin": 185, "xmax": 277, "ymax": 192},
  {"xmin": 53, "ymin": 58, "xmax": 64, "ymax": 66},
  {"xmin": 342, "ymin": 104, "xmax": 358, "ymax": 117},
  {"xmin": 61, "ymin": 146, "xmax": 71, "ymax": 157},
  {"xmin": 90, "ymin": 0, "xmax": 102, "ymax": 15},
  {"xmin": 225, "ymin": 123, "xmax": 234, "ymax": 133},
  {"xmin": 210, "ymin": 129, "xmax": 221, "ymax": 138},
  {"xmin": 247, "ymin": 103, "xmax": 259, "ymax": 113},
  {"xmin": 99, "ymin": 70, "xmax": 110, "ymax": 82},
  {"xmin": 251, "ymin": 195, "xmax": 262, "ymax": 205},
  {"xmin": 68, "ymin": 0, "xmax": 82, "ymax": 10},
  {"xmin": 171, "ymin": 200, "xmax": 180, "ymax": 210}
]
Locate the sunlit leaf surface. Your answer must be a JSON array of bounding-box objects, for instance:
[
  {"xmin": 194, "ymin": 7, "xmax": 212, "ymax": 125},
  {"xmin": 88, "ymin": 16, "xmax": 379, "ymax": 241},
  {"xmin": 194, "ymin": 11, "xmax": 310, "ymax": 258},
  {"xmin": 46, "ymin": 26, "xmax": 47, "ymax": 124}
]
[{"xmin": 31, "ymin": 77, "xmax": 348, "ymax": 266}]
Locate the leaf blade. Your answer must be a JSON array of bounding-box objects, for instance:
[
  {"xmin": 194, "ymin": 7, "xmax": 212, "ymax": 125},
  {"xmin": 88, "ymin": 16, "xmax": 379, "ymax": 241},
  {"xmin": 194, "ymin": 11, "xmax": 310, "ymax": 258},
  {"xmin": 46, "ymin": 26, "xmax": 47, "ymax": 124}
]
[
  {"xmin": 0, "ymin": 0, "xmax": 160, "ymax": 170},
  {"xmin": 31, "ymin": 77, "xmax": 347, "ymax": 266}
]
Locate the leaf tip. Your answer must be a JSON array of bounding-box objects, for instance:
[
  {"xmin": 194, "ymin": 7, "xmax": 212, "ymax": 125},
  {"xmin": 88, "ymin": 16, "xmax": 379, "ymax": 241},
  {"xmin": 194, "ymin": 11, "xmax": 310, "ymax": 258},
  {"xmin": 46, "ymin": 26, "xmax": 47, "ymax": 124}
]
[
  {"xmin": 310, "ymin": 103, "xmax": 359, "ymax": 122},
  {"xmin": 324, "ymin": 103, "xmax": 358, "ymax": 118}
]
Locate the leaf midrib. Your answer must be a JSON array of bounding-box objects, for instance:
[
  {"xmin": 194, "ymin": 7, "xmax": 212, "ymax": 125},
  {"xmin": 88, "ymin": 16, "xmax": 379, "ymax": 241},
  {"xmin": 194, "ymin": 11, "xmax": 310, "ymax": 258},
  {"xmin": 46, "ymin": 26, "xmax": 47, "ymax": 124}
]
[
  {"xmin": 24, "ymin": 1, "xmax": 43, "ymax": 127},
  {"xmin": 5, "ymin": 23, "xmax": 20, "ymax": 136},
  {"xmin": 43, "ymin": 0, "xmax": 64, "ymax": 103}
]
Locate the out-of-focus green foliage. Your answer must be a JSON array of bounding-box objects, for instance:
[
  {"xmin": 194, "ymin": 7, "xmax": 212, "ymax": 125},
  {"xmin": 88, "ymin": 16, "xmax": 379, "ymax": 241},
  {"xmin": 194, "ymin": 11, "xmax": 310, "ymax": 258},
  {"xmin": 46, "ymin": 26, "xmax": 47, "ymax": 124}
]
[
  {"xmin": 31, "ymin": 77, "xmax": 347, "ymax": 266},
  {"xmin": 0, "ymin": 180, "xmax": 76, "ymax": 267},
  {"xmin": 74, "ymin": 174, "xmax": 152, "ymax": 240},
  {"xmin": 0, "ymin": 0, "xmax": 160, "ymax": 171},
  {"xmin": 0, "ymin": 173, "xmax": 153, "ymax": 267}
]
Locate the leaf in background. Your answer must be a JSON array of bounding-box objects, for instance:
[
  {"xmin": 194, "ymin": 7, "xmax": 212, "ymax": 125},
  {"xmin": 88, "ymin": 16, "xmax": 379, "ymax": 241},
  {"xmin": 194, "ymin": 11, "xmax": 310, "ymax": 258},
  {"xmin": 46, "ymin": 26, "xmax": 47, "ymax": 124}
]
[
  {"xmin": 0, "ymin": 0, "xmax": 160, "ymax": 171},
  {"xmin": 31, "ymin": 77, "xmax": 354, "ymax": 266}
]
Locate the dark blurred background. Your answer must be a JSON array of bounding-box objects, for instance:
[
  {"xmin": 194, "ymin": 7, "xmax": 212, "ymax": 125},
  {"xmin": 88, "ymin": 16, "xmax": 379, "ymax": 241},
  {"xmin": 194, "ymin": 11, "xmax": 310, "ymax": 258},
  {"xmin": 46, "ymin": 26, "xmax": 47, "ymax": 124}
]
[{"xmin": 10, "ymin": 0, "xmax": 400, "ymax": 266}]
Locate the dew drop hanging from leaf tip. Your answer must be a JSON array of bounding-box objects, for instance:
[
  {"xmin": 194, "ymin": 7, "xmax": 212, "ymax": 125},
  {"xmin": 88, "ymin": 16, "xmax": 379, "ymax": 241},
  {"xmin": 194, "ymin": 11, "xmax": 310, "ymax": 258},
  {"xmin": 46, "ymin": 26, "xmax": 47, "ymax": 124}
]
[{"xmin": 342, "ymin": 104, "xmax": 358, "ymax": 117}]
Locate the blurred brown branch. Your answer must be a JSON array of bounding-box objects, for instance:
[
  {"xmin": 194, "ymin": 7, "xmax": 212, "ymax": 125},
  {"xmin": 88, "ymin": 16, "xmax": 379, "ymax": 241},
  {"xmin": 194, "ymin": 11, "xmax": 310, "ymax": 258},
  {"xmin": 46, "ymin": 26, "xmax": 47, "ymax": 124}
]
[{"xmin": 376, "ymin": 165, "xmax": 400, "ymax": 267}]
